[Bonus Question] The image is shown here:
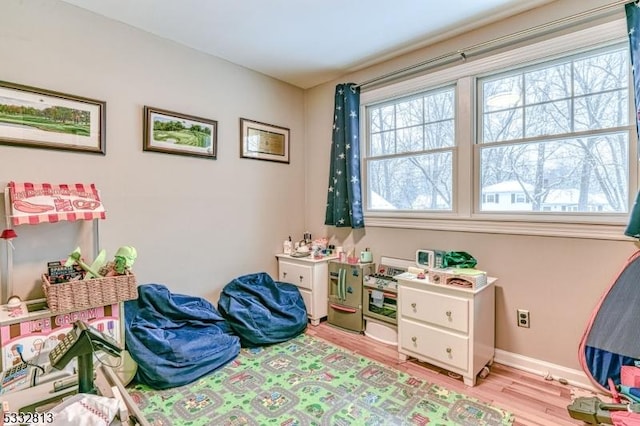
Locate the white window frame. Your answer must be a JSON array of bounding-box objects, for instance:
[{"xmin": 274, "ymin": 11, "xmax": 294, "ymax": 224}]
[
  {"xmin": 365, "ymin": 84, "xmax": 457, "ymax": 212},
  {"xmin": 360, "ymin": 19, "xmax": 636, "ymax": 240}
]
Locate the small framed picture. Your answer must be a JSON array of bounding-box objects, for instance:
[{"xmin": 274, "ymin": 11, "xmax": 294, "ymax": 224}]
[
  {"xmin": 240, "ymin": 118, "xmax": 289, "ymax": 163},
  {"xmin": 0, "ymin": 80, "xmax": 106, "ymax": 154},
  {"xmin": 143, "ymin": 106, "xmax": 217, "ymax": 159}
]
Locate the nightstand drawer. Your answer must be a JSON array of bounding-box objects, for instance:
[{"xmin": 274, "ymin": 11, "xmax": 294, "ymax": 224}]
[
  {"xmin": 400, "ymin": 287, "xmax": 469, "ymax": 333},
  {"xmin": 298, "ymin": 288, "xmax": 311, "ymax": 315},
  {"xmin": 278, "ymin": 261, "xmax": 312, "ymax": 290},
  {"xmin": 400, "ymin": 319, "xmax": 468, "ymax": 370}
]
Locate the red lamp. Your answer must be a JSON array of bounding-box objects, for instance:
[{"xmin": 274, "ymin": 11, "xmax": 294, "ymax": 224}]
[
  {"xmin": 0, "ymin": 229, "xmax": 17, "ymax": 250},
  {"xmin": 0, "ymin": 229, "xmax": 17, "ymax": 240}
]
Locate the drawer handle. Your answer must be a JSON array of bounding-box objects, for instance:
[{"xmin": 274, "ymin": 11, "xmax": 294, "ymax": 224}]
[
  {"xmin": 330, "ymin": 303, "xmax": 357, "ymax": 313},
  {"xmin": 446, "ymin": 347, "xmax": 452, "ymax": 354},
  {"xmin": 299, "ymin": 275, "xmax": 304, "ymax": 282},
  {"xmin": 283, "ymin": 272, "xmax": 287, "ymax": 278},
  {"xmin": 445, "ymin": 310, "xmax": 452, "ymax": 317},
  {"xmin": 411, "ymin": 336, "xmax": 417, "ymax": 343},
  {"xmin": 411, "ymin": 303, "xmax": 416, "ymax": 309}
]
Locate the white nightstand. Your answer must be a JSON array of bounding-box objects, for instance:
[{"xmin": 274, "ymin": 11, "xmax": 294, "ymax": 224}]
[
  {"xmin": 275, "ymin": 254, "xmax": 336, "ymax": 326},
  {"xmin": 397, "ymin": 275, "xmax": 496, "ymax": 386}
]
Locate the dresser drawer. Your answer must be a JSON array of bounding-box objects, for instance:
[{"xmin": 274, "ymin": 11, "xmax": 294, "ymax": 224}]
[
  {"xmin": 278, "ymin": 261, "xmax": 313, "ymax": 290},
  {"xmin": 400, "ymin": 319, "xmax": 468, "ymax": 370},
  {"xmin": 298, "ymin": 288, "xmax": 311, "ymax": 316},
  {"xmin": 399, "ymin": 286, "xmax": 469, "ymax": 333}
]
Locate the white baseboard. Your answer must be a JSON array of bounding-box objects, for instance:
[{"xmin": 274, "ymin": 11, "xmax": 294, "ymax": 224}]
[{"xmin": 494, "ymin": 349, "xmax": 600, "ymax": 392}]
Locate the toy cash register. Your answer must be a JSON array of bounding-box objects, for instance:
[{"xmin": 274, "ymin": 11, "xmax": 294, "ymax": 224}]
[{"xmin": 49, "ymin": 320, "xmax": 122, "ymax": 394}]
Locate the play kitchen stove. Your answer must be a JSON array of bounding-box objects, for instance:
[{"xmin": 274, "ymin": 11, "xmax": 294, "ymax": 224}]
[{"xmin": 363, "ymin": 256, "xmax": 416, "ymax": 345}]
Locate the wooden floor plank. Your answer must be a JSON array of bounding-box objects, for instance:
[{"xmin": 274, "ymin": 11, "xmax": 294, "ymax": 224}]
[{"xmin": 306, "ymin": 321, "xmax": 584, "ymax": 425}]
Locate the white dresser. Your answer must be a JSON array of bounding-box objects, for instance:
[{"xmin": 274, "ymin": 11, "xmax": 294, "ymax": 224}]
[
  {"xmin": 276, "ymin": 254, "xmax": 336, "ymax": 326},
  {"xmin": 397, "ymin": 275, "xmax": 496, "ymax": 386}
]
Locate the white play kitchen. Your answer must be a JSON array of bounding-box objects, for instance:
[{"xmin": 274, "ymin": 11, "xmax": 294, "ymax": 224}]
[{"xmin": 277, "ymin": 238, "xmax": 497, "ymax": 387}]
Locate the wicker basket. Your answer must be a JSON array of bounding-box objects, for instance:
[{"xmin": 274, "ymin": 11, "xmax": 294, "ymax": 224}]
[{"xmin": 42, "ymin": 272, "xmax": 138, "ymax": 313}]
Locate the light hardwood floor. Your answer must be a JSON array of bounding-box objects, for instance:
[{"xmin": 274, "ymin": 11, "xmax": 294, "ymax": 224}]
[{"xmin": 306, "ymin": 321, "xmax": 587, "ymax": 426}]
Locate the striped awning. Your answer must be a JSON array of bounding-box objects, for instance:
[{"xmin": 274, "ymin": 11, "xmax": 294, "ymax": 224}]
[{"xmin": 8, "ymin": 182, "xmax": 106, "ymax": 226}]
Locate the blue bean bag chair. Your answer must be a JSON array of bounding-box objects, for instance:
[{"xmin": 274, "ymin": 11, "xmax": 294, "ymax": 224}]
[
  {"xmin": 124, "ymin": 283, "xmax": 241, "ymax": 389},
  {"xmin": 218, "ymin": 272, "xmax": 307, "ymax": 347}
]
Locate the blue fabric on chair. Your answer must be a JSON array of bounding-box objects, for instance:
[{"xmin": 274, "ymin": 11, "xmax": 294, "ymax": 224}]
[
  {"xmin": 124, "ymin": 283, "xmax": 240, "ymax": 389},
  {"xmin": 218, "ymin": 272, "xmax": 308, "ymax": 347}
]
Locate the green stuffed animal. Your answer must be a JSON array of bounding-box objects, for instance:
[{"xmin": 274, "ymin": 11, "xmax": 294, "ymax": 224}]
[{"xmin": 113, "ymin": 246, "xmax": 137, "ymax": 274}]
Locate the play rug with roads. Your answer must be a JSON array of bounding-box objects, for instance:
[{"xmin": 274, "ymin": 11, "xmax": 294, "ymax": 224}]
[{"xmin": 128, "ymin": 333, "xmax": 514, "ymax": 425}]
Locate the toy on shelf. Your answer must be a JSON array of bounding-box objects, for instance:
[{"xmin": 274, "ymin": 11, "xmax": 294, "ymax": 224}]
[
  {"xmin": 100, "ymin": 246, "xmax": 137, "ymax": 277},
  {"xmin": 46, "ymin": 261, "xmax": 83, "ymax": 284},
  {"xmin": 59, "ymin": 246, "xmax": 137, "ymax": 282},
  {"xmin": 42, "ymin": 246, "xmax": 139, "ymax": 313},
  {"xmin": 64, "ymin": 247, "xmax": 107, "ymax": 280}
]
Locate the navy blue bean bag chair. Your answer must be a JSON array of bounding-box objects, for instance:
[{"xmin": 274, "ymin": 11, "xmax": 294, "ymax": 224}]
[
  {"xmin": 218, "ymin": 272, "xmax": 307, "ymax": 347},
  {"xmin": 124, "ymin": 283, "xmax": 241, "ymax": 389}
]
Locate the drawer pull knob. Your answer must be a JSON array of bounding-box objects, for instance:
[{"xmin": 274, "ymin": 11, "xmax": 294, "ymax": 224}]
[
  {"xmin": 411, "ymin": 336, "xmax": 417, "ymax": 343},
  {"xmin": 299, "ymin": 275, "xmax": 304, "ymax": 281},
  {"xmin": 446, "ymin": 310, "xmax": 452, "ymax": 317},
  {"xmin": 446, "ymin": 347, "xmax": 452, "ymax": 354},
  {"xmin": 283, "ymin": 272, "xmax": 287, "ymax": 278},
  {"xmin": 411, "ymin": 303, "xmax": 416, "ymax": 309}
]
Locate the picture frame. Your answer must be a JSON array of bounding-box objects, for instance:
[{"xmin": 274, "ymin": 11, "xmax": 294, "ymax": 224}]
[
  {"xmin": 143, "ymin": 106, "xmax": 217, "ymax": 159},
  {"xmin": 0, "ymin": 81, "xmax": 106, "ymax": 154},
  {"xmin": 240, "ymin": 118, "xmax": 289, "ymax": 163}
]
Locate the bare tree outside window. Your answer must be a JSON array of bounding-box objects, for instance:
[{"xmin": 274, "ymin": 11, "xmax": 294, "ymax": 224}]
[
  {"xmin": 366, "ymin": 87, "xmax": 455, "ymax": 211},
  {"xmin": 479, "ymin": 46, "xmax": 630, "ymax": 214},
  {"xmin": 363, "ymin": 35, "xmax": 632, "ymax": 224}
]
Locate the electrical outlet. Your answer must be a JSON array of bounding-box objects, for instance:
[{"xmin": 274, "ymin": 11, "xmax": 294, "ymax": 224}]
[{"xmin": 517, "ymin": 309, "xmax": 530, "ymax": 328}]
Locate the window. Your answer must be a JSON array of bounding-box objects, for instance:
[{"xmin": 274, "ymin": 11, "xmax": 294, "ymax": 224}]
[
  {"xmin": 366, "ymin": 87, "xmax": 455, "ymax": 211},
  {"xmin": 484, "ymin": 194, "xmax": 499, "ymax": 203},
  {"xmin": 511, "ymin": 193, "xmax": 526, "ymax": 204},
  {"xmin": 360, "ymin": 19, "xmax": 635, "ymax": 238},
  {"xmin": 478, "ymin": 46, "xmax": 631, "ymax": 214}
]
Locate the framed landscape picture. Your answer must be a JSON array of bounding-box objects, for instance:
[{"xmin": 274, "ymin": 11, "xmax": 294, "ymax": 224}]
[
  {"xmin": 0, "ymin": 81, "xmax": 106, "ymax": 154},
  {"xmin": 240, "ymin": 118, "xmax": 289, "ymax": 163},
  {"xmin": 143, "ymin": 106, "xmax": 217, "ymax": 159}
]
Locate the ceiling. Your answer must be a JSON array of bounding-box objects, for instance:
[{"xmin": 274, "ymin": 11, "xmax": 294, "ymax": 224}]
[{"xmin": 59, "ymin": 0, "xmax": 555, "ymax": 89}]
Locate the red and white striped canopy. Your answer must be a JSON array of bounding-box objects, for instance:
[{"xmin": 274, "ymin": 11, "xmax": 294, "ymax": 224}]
[{"xmin": 8, "ymin": 181, "xmax": 106, "ymax": 226}]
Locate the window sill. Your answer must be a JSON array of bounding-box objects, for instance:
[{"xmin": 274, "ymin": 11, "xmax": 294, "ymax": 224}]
[{"xmin": 363, "ymin": 215, "xmax": 632, "ymax": 241}]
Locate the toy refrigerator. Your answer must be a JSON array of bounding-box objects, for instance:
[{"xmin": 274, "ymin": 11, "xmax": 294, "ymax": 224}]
[{"xmin": 327, "ymin": 261, "xmax": 374, "ymax": 333}]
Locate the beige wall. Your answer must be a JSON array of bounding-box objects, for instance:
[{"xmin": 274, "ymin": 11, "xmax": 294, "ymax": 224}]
[
  {"xmin": 0, "ymin": 0, "xmax": 306, "ymax": 301},
  {"xmin": 304, "ymin": 0, "xmax": 638, "ymax": 371},
  {"xmin": 2, "ymin": 0, "xmax": 637, "ymax": 375}
]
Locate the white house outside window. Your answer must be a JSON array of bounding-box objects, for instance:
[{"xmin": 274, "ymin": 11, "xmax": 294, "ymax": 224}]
[
  {"xmin": 478, "ymin": 45, "xmax": 631, "ymax": 214},
  {"xmin": 360, "ymin": 19, "xmax": 636, "ymax": 239}
]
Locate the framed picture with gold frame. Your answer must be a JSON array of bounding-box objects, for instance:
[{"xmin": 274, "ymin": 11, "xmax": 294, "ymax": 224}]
[{"xmin": 240, "ymin": 118, "xmax": 289, "ymax": 163}]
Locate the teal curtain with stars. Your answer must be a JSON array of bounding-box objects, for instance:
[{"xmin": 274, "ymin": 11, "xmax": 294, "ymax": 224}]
[
  {"xmin": 625, "ymin": 3, "xmax": 640, "ymax": 237},
  {"xmin": 325, "ymin": 83, "xmax": 364, "ymax": 228}
]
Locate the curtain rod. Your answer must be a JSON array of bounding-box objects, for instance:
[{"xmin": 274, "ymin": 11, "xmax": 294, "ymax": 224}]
[{"xmin": 355, "ymin": 0, "xmax": 634, "ymax": 89}]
